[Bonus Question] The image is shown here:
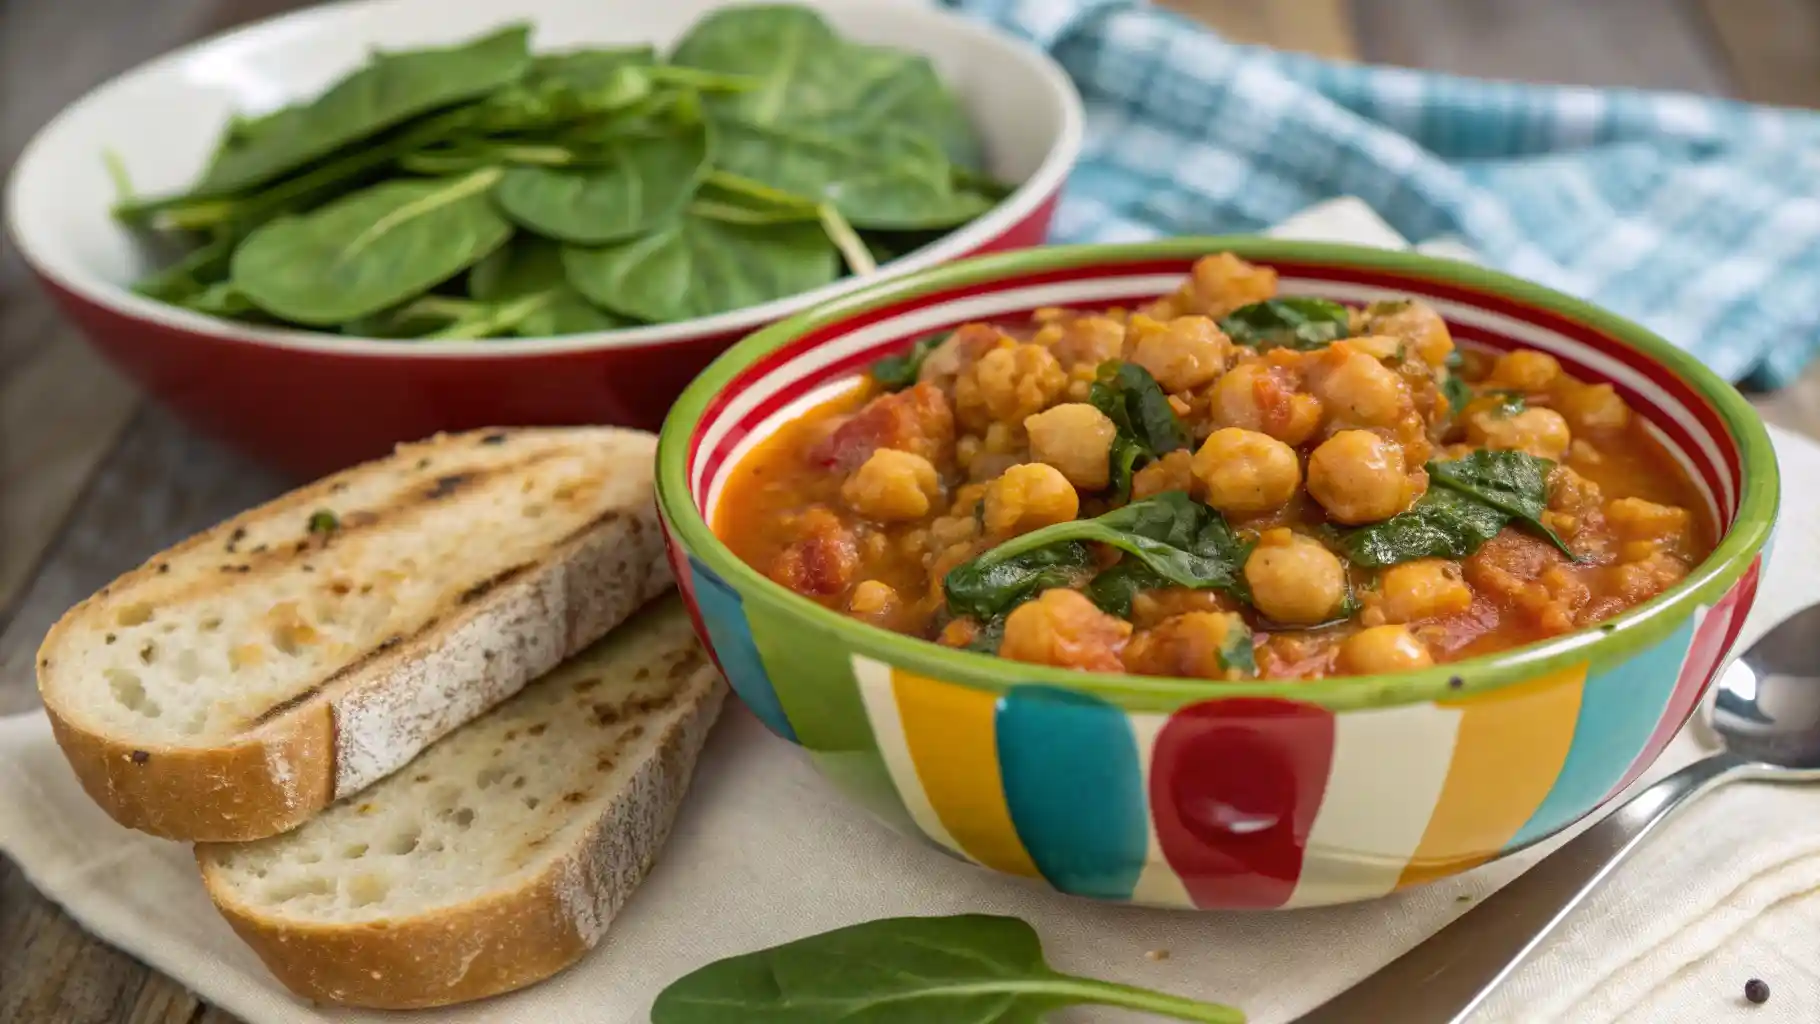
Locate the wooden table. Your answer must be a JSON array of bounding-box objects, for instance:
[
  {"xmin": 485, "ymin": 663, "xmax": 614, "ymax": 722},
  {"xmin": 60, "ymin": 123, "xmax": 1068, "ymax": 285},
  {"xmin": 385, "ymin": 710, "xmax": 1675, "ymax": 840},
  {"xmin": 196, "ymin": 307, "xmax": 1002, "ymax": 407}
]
[{"xmin": 3, "ymin": 0, "xmax": 1818, "ymax": 1018}]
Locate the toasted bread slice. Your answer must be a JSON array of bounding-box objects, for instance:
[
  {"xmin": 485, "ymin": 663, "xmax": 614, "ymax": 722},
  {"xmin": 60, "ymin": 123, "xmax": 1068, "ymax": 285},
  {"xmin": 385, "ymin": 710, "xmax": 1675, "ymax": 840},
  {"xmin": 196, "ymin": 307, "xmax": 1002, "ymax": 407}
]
[
  {"xmin": 37, "ymin": 427, "xmax": 671, "ymax": 842},
  {"xmin": 197, "ymin": 596, "xmax": 725, "ymax": 1009}
]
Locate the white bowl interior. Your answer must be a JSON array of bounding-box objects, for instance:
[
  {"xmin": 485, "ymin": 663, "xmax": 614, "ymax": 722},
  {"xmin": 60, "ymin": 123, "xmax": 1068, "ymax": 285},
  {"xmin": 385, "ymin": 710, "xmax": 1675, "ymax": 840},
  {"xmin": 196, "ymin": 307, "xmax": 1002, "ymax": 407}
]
[{"xmin": 5, "ymin": 0, "xmax": 1081, "ymax": 356}]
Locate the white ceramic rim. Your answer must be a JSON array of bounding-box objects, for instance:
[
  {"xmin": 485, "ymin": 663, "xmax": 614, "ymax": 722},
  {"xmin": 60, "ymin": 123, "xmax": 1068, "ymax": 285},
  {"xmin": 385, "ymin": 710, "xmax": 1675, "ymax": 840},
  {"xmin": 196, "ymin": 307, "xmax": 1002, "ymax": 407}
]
[{"xmin": 3, "ymin": 0, "xmax": 1084, "ymax": 360}]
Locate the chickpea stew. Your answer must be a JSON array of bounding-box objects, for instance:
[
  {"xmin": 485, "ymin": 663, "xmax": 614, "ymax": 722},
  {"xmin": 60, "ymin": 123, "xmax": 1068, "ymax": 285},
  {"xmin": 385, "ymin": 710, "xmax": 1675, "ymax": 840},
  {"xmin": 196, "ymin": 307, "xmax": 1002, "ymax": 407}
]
[{"xmin": 713, "ymin": 253, "xmax": 1715, "ymax": 681}]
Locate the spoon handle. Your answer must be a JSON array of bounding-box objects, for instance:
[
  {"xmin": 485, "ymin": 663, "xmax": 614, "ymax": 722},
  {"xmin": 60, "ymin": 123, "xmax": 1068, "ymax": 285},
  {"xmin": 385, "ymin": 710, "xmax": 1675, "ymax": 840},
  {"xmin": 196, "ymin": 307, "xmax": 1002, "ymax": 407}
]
[{"xmin": 1292, "ymin": 750, "xmax": 1750, "ymax": 1024}]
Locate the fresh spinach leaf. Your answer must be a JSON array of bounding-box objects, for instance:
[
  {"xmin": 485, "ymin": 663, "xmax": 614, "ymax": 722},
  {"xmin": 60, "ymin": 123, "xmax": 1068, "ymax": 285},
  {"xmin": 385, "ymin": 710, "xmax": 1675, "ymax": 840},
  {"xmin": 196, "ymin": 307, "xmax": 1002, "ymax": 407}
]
[
  {"xmin": 1218, "ymin": 297, "xmax": 1351, "ymax": 351},
  {"xmin": 230, "ymin": 167, "xmax": 511, "ymax": 325},
  {"xmin": 943, "ymin": 542, "xmax": 1093, "ymax": 622},
  {"xmin": 562, "ymin": 211, "xmax": 838, "ymax": 322},
  {"xmin": 1089, "ymin": 362, "xmax": 1190, "ymax": 498},
  {"xmin": 1084, "ymin": 559, "xmax": 1165, "ymax": 619},
  {"xmin": 948, "ymin": 492, "xmax": 1249, "ymax": 620},
  {"xmin": 710, "ymin": 118, "xmax": 986, "ymax": 229},
  {"xmin": 1345, "ymin": 449, "xmax": 1574, "ymax": 565},
  {"xmin": 197, "ymin": 26, "xmax": 533, "ymax": 197},
  {"xmin": 469, "ymin": 235, "xmax": 630, "ymax": 336},
  {"xmin": 1428, "ymin": 449, "xmax": 1574, "ymax": 557},
  {"xmin": 1344, "ymin": 486, "xmax": 1511, "ymax": 567},
  {"xmin": 651, "ymin": 914, "xmax": 1246, "ymax": 1024},
  {"xmin": 868, "ymin": 331, "xmax": 949, "ymax": 391},
  {"xmin": 493, "ymin": 125, "xmax": 710, "ymax": 243},
  {"xmin": 131, "ymin": 235, "xmax": 235, "ymax": 303}
]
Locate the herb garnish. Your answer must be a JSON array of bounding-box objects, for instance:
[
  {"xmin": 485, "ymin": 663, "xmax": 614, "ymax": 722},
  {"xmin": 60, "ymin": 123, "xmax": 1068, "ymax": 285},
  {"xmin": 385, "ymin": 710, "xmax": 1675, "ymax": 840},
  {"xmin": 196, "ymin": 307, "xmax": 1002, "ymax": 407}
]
[
  {"xmin": 307, "ymin": 510, "xmax": 340, "ymax": 535},
  {"xmin": 1218, "ymin": 297, "xmax": 1351, "ymax": 351}
]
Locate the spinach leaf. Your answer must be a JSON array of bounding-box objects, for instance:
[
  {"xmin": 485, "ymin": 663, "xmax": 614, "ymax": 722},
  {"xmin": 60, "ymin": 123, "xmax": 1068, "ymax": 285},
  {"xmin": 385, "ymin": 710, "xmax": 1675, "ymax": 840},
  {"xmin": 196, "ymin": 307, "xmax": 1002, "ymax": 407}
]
[
  {"xmin": 469, "ymin": 236, "xmax": 630, "ymax": 336},
  {"xmin": 943, "ymin": 542, "xmax": 1093, "ymax": 622},
  {"xmin": 1345, "ymin": 449, "xmax": 1573, "ymax": 565},
  {"xmin": 1218, "ymin": 297, "xmax": 1352, "ymax": 351},
  {"xmin": 1084, "ymin": 559, "xmax": 1165, "ymax": 619},
  {"xmin": 1428, "ymin": 449, "xmax": 1574, "ymax": 557},
  {"xmin": 868, "ymin": 332, "xmax": 949, "ymax": 391},
  {"xmin": 948, "ymin": 492, "xmax": 1249, "ymax": 620},
  {"xmin": 1441, "ymin": 349, "xmax": 1474, "ymax": 420},
  {"xmin": 1089, "ymin": 362, "xmax": 1190, "ymax": 497},
  {"xmin": 493, "ymin": 125, "xmax": 710, "ymax": 243},
  {"xmin": 1344, "ymin": 486, "xmax": 1511, "ymax": 567},
  {"xmin": 562, "ymin": 212, "xmax": 838, "ymax": 322},
  {"xmin": 710, "ymin": 118, "xmax": 986, "ymax": 230},
  {"xmin": 651, "ymin": 914, "xmax": 1245, "ymax": 1024},
  {"xmin": 964, "ymin": 615, "xmax": 1007, "ymax": 654},
  {"xmin": 131, "ymin": 235, "xmax": 235, "ymax": 303},
  {"xmin": 197, "ymin": 26, "xmax": 533, "ymax": 197},
  {"xmin": 230, "ymin": 167, "xmax": 512, "ymax": 325}
]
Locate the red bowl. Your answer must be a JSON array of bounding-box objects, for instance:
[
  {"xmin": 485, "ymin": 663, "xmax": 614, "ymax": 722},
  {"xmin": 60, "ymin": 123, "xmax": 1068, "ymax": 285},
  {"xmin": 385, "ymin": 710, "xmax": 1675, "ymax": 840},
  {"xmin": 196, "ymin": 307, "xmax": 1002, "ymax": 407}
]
[{"xmin": 6, "ymin": 0, "xmax": 1081, "ymax": 477}]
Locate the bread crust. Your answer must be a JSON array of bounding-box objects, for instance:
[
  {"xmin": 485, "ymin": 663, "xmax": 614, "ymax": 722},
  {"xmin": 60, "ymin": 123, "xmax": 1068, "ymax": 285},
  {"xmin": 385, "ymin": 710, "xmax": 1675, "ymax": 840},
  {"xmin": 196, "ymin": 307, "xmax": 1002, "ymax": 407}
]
[
  {"xmin": 37, "ymin": 428, "xmax": 671, "ymax": 842},
  {"xmin": 197, "ymin": 664, "xmax": 726, "ymax": 1009}
]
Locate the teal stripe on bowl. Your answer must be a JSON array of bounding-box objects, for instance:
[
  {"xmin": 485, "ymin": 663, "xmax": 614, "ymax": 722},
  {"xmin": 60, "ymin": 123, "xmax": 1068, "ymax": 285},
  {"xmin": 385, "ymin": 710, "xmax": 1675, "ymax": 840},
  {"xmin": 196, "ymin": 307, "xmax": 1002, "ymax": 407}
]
[
  {"xmin": 1506, "ymin": 615, "xmax": 1695, "ymax": 848},
  {"xmin": 686, "ymin": 556, "xmax": 798, "ymax": 743},
  {"xmin": 996, "ymin": 685, "xmax": 1148, "ymax": 900}
]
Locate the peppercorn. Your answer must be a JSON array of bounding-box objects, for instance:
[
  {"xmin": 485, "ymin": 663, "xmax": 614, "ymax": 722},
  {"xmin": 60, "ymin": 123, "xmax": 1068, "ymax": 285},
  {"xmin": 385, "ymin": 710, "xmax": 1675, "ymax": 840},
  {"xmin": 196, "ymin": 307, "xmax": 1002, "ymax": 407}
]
[{"xmin": 1744, "ymin": 978, "xmax": 1770, "ymax": 1005}]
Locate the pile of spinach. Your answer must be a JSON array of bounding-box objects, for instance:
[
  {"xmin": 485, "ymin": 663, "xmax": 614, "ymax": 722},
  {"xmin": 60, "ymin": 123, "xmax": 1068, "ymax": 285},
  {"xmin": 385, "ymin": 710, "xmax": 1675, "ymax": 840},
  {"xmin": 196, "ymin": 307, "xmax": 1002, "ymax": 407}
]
[
  {"xmin": 652, "ymin": 914, "xmax": 1247, "ymax": 1023},
  {"xmin": 1346, "ymin": 449, "xmax": 1577, "ymax": 566},
  {"xmin": 112, "ymin": 8, "xmax": 1011, "ymax": 339}
]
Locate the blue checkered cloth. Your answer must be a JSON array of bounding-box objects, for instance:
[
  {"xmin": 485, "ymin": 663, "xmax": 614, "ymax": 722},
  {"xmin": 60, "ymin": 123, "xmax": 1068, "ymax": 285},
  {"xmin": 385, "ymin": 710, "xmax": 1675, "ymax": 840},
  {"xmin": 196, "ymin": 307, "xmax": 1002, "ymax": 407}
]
[{"xmin": 945, "ymin": 0, "xmax": 1820, "ymax": 387}]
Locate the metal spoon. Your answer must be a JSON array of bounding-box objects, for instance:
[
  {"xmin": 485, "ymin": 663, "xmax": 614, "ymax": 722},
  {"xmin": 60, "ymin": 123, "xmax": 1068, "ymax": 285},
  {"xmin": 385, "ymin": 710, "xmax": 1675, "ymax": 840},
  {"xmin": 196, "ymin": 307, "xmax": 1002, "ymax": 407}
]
[{"xmin": 1293, "ymin": 603, "xmax": 1820, "ymax": 1024}]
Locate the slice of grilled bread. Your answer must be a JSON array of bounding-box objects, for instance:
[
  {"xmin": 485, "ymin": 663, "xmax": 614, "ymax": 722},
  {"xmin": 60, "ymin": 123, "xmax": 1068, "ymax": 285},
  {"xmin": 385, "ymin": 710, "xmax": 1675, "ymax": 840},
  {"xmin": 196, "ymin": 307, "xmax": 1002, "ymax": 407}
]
[
  {"xmin": 37, "ymin": 427, "xmax": 672, "ymax": 842},
  {"xmin": 197, "ymin": 596, "xmax": 725, "ymax": 1009}
]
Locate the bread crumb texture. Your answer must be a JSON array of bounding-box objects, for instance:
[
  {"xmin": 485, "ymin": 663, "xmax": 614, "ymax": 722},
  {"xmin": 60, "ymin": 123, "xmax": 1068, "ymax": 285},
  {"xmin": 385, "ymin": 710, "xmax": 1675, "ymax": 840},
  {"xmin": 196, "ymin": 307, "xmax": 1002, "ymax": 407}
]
[
  {"xmin": 40, "ymin": 429, "xmax": 660, "ymax": 749},
  {"xmin": 204, "ymin": 598, "xmax": 716, "ymax": 927}
]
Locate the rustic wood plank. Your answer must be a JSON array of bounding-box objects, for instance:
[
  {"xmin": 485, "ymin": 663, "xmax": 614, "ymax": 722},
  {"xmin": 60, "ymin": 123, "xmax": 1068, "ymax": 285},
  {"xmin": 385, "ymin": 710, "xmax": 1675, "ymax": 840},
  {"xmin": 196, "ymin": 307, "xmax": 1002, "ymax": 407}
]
[
  {"xmin": 1164, "ymin": 0, "xmax": 1359, "ymax": 59},
  {"xmin": 1351, "ymin": 0, "xmax": 1735, "ymax": 93},
  {"xmin": 0, "ymin": 339, "xmax": 139, "ymax": 620},
  {"xmin": 1697, "ymin": 0, "xmax": 1820, "ymax": 108}
]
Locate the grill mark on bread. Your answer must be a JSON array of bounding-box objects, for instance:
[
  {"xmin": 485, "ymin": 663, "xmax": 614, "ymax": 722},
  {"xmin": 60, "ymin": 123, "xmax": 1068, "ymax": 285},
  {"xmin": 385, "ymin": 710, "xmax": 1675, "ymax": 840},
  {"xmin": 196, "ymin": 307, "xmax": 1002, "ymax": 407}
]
[
  {"xmin": 459, "ymin": 564, "xmax": 532, "ymax": 605},
  {"xmin": 251, "ymin": 684, "xmax": 328, "ymax": 725},
  {"xmin": 100, "ymin": 447, "xmax": 575, "ymax": 610}
]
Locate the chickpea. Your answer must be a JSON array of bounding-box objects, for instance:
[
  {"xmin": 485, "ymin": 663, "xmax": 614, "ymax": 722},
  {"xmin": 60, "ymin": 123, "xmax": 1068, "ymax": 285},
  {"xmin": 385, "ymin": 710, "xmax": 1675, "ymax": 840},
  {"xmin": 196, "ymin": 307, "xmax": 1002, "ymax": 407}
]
[
  {"xmin": 1210, "ymin": 362, "xmax": 1322, "ymax": 446},
  {"xmin": 1488, "ymin": 350, "xmax": 1561, "ymax": 392},
  {"xmin": 1244, "ymin": 529, "xmax": 1347, "ymax": 625},
  {"xmin": 1122, "ymin": 612, "xmax": 1252, "ymax": 679},
  {"xmin": 1376, "ymin": 560, "xmax": 1472, "ymax": 624},
  {"xmin": 1159, "ymin": 252, "xmax": 1280, "ymax": 319},
  {"xmin": 1604, "ymin": 497, "xmax": 1691, "ymax": 542},
  {"xmin": 1126, "ymin": 315, "xmax": 1230, "ymax": 392},
  {"xmin": 1131, "ymin": 449, "xmax": 1199, "ymax": 501},
  {"xmin": 999, "ymin": 589, "xmax": 1132, "ymax": 671},
  {"xmin": 1026, "ymin": 403, "xmax": 1118, "ymax": 490},
  {"xmin": 1468, "ymin": 406, "xmax": 1572, "ymax": 461},
  {"xmin": 1364, "ymin": 299, "xmax": 1454, "ymax": 367},
  {"xmin": 848, "ymin": 580, "xmax": 898, "ymax": 617},
  {"xmin": 1340, "ymin": 625, "xmax": 1434, "ymax": 674},
  {"xmin": 840, "ymin": 449, "xmax": 941, "ymax": 521},
  {"xmin": 1040, "ymin": 315, "xmax": 1125, "ymax": 371},
  {"xmin": 1313, "ymin": 346, "xmax": 1409, "ymax": 428},
  {"xmin": 983, "ymin": 463, "xmax": 1079, "ymax": 537},
  {"xmin": 1555, "ymin": 382, "xmax": 1632, "ymax": 434},
  {"xmin": 954, "ymin": 342, "xmax": 1066, "ymax": 430},
  {"xmin": 1192, "ymin": 427, "xmax": 1301, "ymax": 515},
  {"xmin": 1307, "ymin": 430, "xmax": 1413, "ymax": 524}
]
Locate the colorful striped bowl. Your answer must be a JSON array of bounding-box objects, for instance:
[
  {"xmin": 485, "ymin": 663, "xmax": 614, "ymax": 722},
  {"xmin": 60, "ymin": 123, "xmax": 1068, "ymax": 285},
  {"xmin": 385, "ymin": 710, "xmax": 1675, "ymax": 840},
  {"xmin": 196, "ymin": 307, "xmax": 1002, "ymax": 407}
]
[{"xmin": 655, "ymin": 240, "xmax": 1778, "ymax": 910}]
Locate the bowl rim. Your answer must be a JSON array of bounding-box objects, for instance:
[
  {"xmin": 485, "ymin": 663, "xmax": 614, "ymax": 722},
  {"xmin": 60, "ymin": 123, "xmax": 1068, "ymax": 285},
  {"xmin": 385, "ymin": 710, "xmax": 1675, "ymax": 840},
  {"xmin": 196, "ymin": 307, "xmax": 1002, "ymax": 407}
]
[
  {"xmin": 2, "ymin": 0, "xmax": 1083, "ymax": 360},
  {"xmin": 657, "ymin": 237, "xmax": 1780, "ymax": 713}
]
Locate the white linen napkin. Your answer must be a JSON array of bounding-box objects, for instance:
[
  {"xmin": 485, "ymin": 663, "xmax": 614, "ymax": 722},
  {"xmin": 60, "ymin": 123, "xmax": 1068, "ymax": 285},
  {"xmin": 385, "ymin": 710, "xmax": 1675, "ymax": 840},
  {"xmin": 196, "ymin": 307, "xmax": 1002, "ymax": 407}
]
[{"xmin": 3, "ymin": 200, "xmax": 1817, "ymax": 1024}]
